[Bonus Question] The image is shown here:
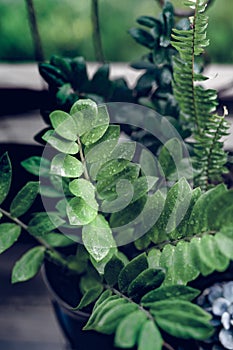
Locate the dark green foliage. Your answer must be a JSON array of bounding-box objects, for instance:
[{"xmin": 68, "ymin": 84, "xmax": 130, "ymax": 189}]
[
  {"xmin": 82, "ymin": 254, "xmax": 213, "ymax": 349},
  {"xmin": 136, "ymin": 178, "xmax": 233, "ymax": 285},
  {"xmin": 171, "ymin": 0, "xmax": 229, "ymax": 190},
  {"xmin": 39, "ymin": 55, "xmax": 135, "ymax": 126},
  {"xmin": 129, "ymin": 1, "xmax": 179, "ymax": 117},
  {"xmin": 0, "ymin": 153, "xmax": 12, "ymax": 205}
]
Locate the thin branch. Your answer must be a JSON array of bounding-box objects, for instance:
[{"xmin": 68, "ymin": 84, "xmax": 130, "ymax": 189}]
[
  {"xmin": 163, "ymin": 342, "xmax": 175, "ymax": 350},
  {"xmin": 25, "ymin": 0, "xmax": 44, "ymax": 62},
  {"xmin": 0, "ymin": 207, "xmax": 67, "ymax": 266},
  {"xmin": 156, "ymin": 0, "xmax": 215, "ymax": 17},
  {"xmin": 91, "ymin": 0, "xmax": 105, "ymax": 63}
]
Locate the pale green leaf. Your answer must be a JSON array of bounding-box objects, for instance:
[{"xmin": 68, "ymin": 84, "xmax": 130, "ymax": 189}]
[
  {"xmin": 138, "ymin": 320, "xmax": 163, "ymax": 350},
  {"xmin": 67, "ymin": 197, "xmax": 98, "ymax": 226},
  {"xmin": 70, "ymin": 99, "xmax": 98, "ymax": 136},
  {"xmin": 69, "ymin": 178, "xmax": 97, "ymax": 207},
  {"xmin": 114, "ymin": 310, "xmax": 147, "ymax": 348},
  {"xmin": 49, "ymin": 110, "xmax": 78, "ymax": 141},
  {"xmin": 82, "ymin": 215, "xmax": 115, "ymax": 262},
  {"xmin": 50, "ymin": 154, "xmax": 84, "ymax": 178},
  {"xmin": 42, "ymin": 130, "xmax": 79, "ymax": 154}
]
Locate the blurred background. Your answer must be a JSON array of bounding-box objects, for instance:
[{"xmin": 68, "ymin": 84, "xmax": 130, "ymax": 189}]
[{"xmin": 0, "ymin": 0, "xmax": 232, "ymax": 63}]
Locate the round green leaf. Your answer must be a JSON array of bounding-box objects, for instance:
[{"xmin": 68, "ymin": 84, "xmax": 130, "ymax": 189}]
[
  {"xmin": 96, "ymin": 159, "xmax": 129, "ymax": 180},
  {"xmin": 69, "ymin": 178, "xmax": 97, "ymax": 207},
  {"xmin": 50, "ymin": 154, "xmax": 84, "ymax": 178},
  {"xmin": 42, "ymin": 130, "xmax": 79, "ymax": 154},
  {"xmin": 49, "ymin": 110, "xmax": 78, "ymax": 141},
  {"xmin": 70, "ymin": 99, "xmax": 98, "ymax": 137},
  {"xmin": 82, "ymin": 215, "xmax": 115, "ymax": 262},
  {"xmin": 67, "ymin": 197, "xmax": 98, "ymax": 226}
]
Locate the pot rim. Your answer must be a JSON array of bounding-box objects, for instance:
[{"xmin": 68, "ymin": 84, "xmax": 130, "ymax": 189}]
[{"xmin": 41, "ymin": 264, "xmax": 90, "ymax": 320}]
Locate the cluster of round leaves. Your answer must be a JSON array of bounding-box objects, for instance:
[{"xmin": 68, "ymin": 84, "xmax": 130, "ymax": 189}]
[
  {"xmin": 38, "ymin": 99, "xmax": 161, "ymax": 264},
  {"xmin": 197, "ymin": 281, "xmax": 233, "ymax": 350},
  {"xmin": 75, "ymin": 253, "xmax": 214, "ymax": 350}
]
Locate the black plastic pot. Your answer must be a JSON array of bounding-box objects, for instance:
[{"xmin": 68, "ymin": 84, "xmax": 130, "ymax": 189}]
[{"xmin": 42, "ymin": 260, "xmax": 117, "ymax": 350}]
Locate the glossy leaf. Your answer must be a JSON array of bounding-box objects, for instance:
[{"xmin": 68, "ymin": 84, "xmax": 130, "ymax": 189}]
[
  {"xmin": 49, "ymin": 110, "xmax": 78, "ymax": 141},
  {"xmin": 104, "ymin": 255, "xmax": 125, "ymax": 287},
  {"xmin": 96, "ymin": 159, "xmax": 129, "ymax": 180},
  {"xmin": 150, "ymin": 300, "xmax": 214, "ymax": 340},
  {"xmin": 0, "ymin": 223, "xmax": 21, "ymax": 254},
  {"xmin": 50, "ymin": 154, "xmax": 84, "ymax": 178},
  {"xmin": 0, "ymin": 153, "xmax": 12, "ymax": 205},
  {"xmin": 85, "ymin": 125, "xmax": 120, "ymax": 164},
  {"xmin": 10, "ymin": 182, "xmax": 39, "ymax": 218},
  {"xmin": 127, "ymin": 268, "xmax": 165, "ymax": 299},
  {"xmin": 43, "ymin": 233, "xmax": 75, "ymax": 247},
  {"xmin": 141, "ymin": 285, "xmax": 200, "ymax": 304},
  {"xmin": 74, "ymin": 284, "xmax": 103, "ymax": 310},
  {"xmin": 70, "ymin": 99, "xmax": 98, "ymax": 136},
  {"xmin": 118, "ymin": 253, "xmax": 148, "ymax": 293},
  {"xmin": 67, "ymin": 197, "xmax": 98, "ymax": 226},
  {"xmin": 42, "ymin": 130, "xmax": 79, "ymax": 154},
  {"xmin": 69, "ymin": 178, "xmax": 97, "ymax": 207},
  {"xmin": 28, "ymin": 212, "xmax": 65, "ymax": 237},
  {"xmin": 21, "ymin": 156, "xmax": 50, "ymax": 177},
  {"xmin": 81, "ymin": 105, "xmax": 109, "ymax": 146},
  {"xmin": 12, "ymin": 246, "xmax": 45, "ymax": 283},
  {"xmin": 82, "ymin": 215, "xmax": 115, "ymax": 262}
]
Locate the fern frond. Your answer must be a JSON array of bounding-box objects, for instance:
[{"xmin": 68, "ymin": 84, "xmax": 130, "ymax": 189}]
[
  {"xmin": 136, "ymin": 179, "xmax": 233, "ymax": 285},
  {"xmin": 171, "ymin": 0, "xmax": 229, "ymax": 190}
]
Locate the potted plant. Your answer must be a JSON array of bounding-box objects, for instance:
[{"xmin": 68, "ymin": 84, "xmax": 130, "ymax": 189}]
[{"xmin": 0, "ymin": 1, "xmax": 233, "ymax": 349}]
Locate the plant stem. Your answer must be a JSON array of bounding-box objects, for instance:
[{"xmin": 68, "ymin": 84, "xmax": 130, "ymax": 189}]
[
  {"xmin": 25, "ymin": 0, "xmax": 44, "ymax": 62},
  {"xmin": 91, "ymin": 0, "xmax": 105, "ymax": 63},
  {"xmin": 106, "ymin": 284, "xmax": 154, "ymax": 321},
  {"xmin": 163, "ymin": 342, "xmax": 175, "ymax": 350},
  {"xmin": 0, "ymin": 207, "xmax": 67, "ymax": 267},
  {"xmin": 156, "ymin": 0, "xmax": 215, "ymax": 17},
  {"xmin": 77, "ymin": 137, "xmax": 90, "ymax": 181},
  {"xmin": 106, "ymin": 284, "xmax": 175, "ymax": 350},
  {"xmin": 148, "ymin": 230, "xmax": 217, "ymax": 252}
]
